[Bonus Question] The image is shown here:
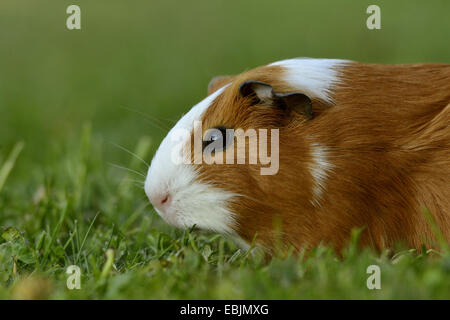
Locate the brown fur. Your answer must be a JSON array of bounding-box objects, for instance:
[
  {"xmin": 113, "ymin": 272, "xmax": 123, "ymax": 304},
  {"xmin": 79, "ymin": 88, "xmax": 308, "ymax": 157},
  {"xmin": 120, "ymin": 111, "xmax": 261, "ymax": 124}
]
[{"xmin": 197, "ymin": 62, "xmax": 450, "ymax": 254}]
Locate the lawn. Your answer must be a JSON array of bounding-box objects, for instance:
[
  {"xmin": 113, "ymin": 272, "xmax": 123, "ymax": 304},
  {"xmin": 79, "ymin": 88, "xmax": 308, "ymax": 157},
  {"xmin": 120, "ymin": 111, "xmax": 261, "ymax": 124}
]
[{"xmin": 0, "ymin": 0, "xmax": 449, "ymax": 299}]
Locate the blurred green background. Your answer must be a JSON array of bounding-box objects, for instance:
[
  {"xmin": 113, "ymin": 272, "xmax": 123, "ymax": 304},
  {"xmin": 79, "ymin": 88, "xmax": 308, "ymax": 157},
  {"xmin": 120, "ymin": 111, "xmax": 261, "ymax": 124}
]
[
  {"xmin": 0, "ymin": 0, "xmax": 449, "ymax": 299},
  {"xmin": 1, "ymin": 0, "xmax": 449, "ymax": 183}
]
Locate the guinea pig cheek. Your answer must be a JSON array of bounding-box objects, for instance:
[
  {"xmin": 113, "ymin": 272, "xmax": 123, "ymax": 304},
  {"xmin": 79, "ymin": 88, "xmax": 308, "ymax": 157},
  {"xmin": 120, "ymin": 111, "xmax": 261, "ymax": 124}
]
[{"xmin": 145, "ymin": 138, "xmax": 238, "ymax": 234}]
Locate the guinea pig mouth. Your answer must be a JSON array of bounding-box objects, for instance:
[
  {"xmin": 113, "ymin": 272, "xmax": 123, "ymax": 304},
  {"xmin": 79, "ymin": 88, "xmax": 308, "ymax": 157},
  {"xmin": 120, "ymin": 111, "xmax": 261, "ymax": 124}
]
[
  {"xmin": 154, "ymin": 206, "xmax": 181, "ymax": 228},
  {"xmin": 154, "ymin": 204, "xmax": 199, "ymax": 230}
]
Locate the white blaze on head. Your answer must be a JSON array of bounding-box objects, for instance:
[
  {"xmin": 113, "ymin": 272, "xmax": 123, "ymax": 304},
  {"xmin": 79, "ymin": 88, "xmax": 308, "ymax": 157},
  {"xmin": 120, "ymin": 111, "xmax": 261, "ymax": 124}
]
[
  {"xmin": 144, "ymin": 85, "xmax": 237, "ymax": 234},
  {"xmin": 270, "ymin": 58, "xmax": 348, "ymax": 103}
]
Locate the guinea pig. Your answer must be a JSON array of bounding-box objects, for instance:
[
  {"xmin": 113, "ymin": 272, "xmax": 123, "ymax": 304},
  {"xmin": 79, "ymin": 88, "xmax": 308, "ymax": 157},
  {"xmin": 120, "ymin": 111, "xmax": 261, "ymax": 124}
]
[{"xmin": 144, "ymin": 58, "xmax": 450, "ymax": 254}]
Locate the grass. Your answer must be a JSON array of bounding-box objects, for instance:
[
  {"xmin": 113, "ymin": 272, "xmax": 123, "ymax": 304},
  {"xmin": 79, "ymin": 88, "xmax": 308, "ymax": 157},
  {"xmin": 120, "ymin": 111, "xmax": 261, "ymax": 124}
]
[{"xmin": 0, "ymin": 0, "xmax": 449, "ymax": 299}]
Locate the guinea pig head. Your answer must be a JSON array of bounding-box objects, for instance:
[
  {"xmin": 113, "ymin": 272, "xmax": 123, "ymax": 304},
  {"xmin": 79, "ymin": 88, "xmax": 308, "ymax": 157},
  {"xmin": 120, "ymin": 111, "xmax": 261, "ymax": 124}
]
[{"xmin": 145, "ymin": 61, "xmax": 340, "ymax": 251}]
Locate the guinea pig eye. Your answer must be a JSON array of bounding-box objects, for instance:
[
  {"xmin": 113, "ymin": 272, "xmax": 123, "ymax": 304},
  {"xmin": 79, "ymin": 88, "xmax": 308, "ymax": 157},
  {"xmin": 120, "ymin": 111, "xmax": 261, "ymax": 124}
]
[{"xmin": 202, "ymin": 126, "xmax": 233, "ymax": 153}]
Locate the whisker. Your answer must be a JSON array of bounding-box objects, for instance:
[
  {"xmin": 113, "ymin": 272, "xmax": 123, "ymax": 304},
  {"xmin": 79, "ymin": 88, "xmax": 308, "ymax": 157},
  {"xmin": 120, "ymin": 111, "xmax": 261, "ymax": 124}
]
[
  {"xmin": 129, "ymin": 183, "xmax": 145, "ymax": 190},
  {"xmin": 109, "ymin": 163, "xmax": 146, "ymax": 178},
  {"xmin": 122, "ymin": 178, "xmax": 145, "ymax": 185},
  {"xmin": 120, "ymin": 106, "xmax": 171, "ymax": 132},
  {"xmin": 111, "ymin": 142, "xmax": 150, "ymax": 167},
  {"xmin": 159, "ymin": 117, "xmax": 177, "ymax": 125}
]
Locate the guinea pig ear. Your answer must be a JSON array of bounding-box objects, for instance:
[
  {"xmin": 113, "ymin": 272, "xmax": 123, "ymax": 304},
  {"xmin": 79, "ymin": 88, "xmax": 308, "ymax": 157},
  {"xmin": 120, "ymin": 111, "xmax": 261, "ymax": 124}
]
[
  {"xmin": 239, "ymin": 80, "xmax": 314, "ymax": 120},
  {"xmin": 272, "ymin": 91, "xmax": 313, "ymax": 120},
  {"xmin": 207, "ymin": 75, "xmax": 233, "ymax": 95},
  {"xmin": 239, "ymin": 80, "xmax": 274, "ymax": 103}
]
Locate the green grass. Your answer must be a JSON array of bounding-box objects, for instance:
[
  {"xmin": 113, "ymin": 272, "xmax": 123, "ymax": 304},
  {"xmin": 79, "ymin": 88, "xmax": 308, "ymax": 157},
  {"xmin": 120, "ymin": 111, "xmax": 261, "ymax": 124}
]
[{"xmin": 0, "ymin": 0, "xmax": 449, "ymax": 299}]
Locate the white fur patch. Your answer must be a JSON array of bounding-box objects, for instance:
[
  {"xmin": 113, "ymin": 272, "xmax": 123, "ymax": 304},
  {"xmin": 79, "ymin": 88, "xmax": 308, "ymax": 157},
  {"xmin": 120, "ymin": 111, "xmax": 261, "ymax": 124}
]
[
  {"xmin": 270, "ymin": 58, "xmax": 348, "ymax": 103},
  {"xmin": 145, "ymin": 85, "xmax": 238, "ymax": 234},
  {"xmin": 309, "ymin": 143, "xmax": 334, "ymax": 207}
]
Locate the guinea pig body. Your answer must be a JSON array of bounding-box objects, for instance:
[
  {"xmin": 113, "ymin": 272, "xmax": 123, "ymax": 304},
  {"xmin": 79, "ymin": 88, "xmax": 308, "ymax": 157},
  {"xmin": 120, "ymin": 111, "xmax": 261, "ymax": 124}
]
[{"xmin": 145, "ymin": 58, "xmax": 450, "ymax": 253}]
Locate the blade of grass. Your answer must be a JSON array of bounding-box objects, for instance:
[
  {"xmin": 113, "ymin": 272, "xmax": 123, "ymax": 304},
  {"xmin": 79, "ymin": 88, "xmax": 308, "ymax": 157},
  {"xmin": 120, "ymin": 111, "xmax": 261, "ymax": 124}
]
[
  {"xmin": 42, "ymin": 201, "xmax": 68, "ymax": 263},
  {"xmin": 75, "ymin": 211, "xmax": 101, "ymax": 264},
  {"xmin": 422, "ymin": 207, "xmax": 449, "ymax": 252},
  {"xmin": 99, "ymin": 249, "xmax": 115, "ymax": 282},
  {"xmin": 0, "ymin": 141, "xmax": 24, "ymax": 193}
]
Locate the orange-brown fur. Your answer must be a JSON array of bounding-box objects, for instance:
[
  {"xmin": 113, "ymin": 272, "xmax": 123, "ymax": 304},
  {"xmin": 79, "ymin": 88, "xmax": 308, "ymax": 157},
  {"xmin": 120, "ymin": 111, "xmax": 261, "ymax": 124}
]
[{"xmin": 197, "ymin": 62, "xmax": 450, "ymax": 253}]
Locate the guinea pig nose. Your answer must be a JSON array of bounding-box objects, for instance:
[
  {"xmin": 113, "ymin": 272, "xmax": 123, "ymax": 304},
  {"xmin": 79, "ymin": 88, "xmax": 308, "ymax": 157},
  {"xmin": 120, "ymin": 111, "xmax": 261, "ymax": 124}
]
[{"xmin": 148, "ymin": 192, "xmax": 171, "ymax": 209}]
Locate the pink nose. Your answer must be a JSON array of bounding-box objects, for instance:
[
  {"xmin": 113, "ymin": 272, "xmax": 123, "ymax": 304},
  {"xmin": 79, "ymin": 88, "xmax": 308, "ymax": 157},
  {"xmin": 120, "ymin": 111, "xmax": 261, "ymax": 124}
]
[
  {"xmin": 161, "ymin": 194, "xmax": 169, "ymax": 205},
  {"xmin": 148, "ymin": 193, "xmax": 170, "ymax": 210}
]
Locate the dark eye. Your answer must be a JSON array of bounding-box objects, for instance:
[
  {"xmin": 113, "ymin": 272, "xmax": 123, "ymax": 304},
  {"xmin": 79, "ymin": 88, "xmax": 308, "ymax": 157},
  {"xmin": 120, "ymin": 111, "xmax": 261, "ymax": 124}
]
[{"xmin": 203, "ymin": 126, "xmax": 233, "ymax": 153}]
